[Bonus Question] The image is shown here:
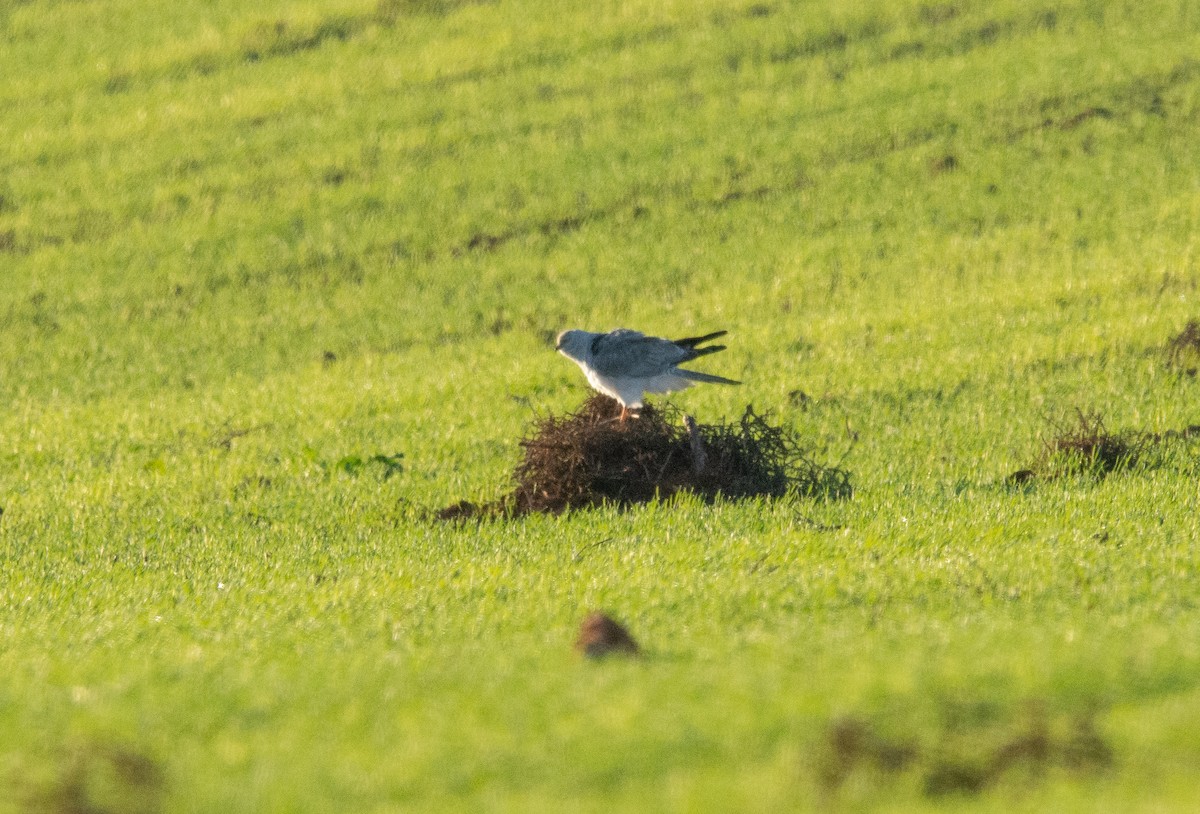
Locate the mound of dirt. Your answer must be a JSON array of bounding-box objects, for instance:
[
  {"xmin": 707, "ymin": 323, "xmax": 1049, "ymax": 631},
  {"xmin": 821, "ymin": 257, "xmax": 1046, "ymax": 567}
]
[
  {"xmin": 574, "ymin": 611, "xmax": 640, "ymax": 658},
  {"xmin": 439, "ymin": 395, "xmax": 851, "ymax": 519}
]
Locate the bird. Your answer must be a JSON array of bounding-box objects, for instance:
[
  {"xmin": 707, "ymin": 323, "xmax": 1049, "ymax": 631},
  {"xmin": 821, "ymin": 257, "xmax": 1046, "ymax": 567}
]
[{"xmin": 555, "ymin": 328, "xmax": 739, "ymax": 420}]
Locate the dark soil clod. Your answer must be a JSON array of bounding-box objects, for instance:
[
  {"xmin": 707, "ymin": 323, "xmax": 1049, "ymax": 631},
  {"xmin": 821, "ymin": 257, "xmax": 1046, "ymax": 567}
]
[{"xmin": 575, "ymin": 611, "xmax": 640, "ymax": 658}]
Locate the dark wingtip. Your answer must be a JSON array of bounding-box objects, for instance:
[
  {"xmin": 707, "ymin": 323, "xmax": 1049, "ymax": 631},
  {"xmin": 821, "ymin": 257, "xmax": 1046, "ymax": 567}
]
[{"xmin": 673, "ymin": 330, "xmax": 729, "ymax": 349}]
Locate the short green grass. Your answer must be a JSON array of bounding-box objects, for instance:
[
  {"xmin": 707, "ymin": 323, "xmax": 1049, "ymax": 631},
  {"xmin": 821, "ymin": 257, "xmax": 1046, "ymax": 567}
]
[{"xmin": 3, "ymin": 0, "xmax": 1200, "ymax": 810}]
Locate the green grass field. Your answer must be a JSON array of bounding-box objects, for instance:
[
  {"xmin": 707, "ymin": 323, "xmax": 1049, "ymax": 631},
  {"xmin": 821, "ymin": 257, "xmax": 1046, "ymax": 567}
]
[{"xmin": 3, "ymin": 0, "xmax": 1200, "ymax": 810}]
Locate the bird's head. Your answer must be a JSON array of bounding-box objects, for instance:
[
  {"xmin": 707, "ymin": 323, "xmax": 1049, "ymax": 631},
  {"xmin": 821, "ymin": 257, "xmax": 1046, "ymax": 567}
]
[{"xmin": 555, "ymin": 329, "xmax": 592, "ymax": 362}]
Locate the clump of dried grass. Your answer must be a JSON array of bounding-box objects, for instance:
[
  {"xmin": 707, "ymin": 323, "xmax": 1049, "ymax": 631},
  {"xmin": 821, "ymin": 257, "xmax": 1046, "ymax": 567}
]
[
  {"xmin": 438, "ymin": 394, "xmax": 850, "ymax": 519},
  {"xmin": 1034, "ymin": 409, "xmax": 1150, "ymax": 478},
  {"xmin": 1004, "ymin": 409, "xmax": 1200, "ymax": 485}
]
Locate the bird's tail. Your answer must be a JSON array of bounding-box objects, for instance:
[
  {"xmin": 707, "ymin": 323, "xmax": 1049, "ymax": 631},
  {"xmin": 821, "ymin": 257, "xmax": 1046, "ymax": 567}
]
[
  {"xmin": 676, "ymin": 369, "xmax": 740, "ymax": 385},
  {"xmin": 673, "ymin": 330, "xmax": 728, "ymax": 349}
]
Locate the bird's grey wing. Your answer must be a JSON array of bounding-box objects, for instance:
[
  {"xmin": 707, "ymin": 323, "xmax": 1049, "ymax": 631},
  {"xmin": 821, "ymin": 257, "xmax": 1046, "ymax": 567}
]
[
  {"xmin": 590, "ymin": 329, "xmax": 644, "ymax": 352},
  {"xmin": 590, "ymin": 331, "xmax": 688, "ymax": 378}
]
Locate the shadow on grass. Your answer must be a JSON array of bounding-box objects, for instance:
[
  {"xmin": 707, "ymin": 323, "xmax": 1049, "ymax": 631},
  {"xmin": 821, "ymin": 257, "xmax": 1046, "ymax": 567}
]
[
  {"xmin": 20, "ymin": 740, "xmax": 164, "ymax": 814},
  {"xmin": 817, "ymin": 702, "xmax": 1111, "ymax": 800},
  {"xmin": 1166, "ymin": 319, "xmax": 1200, "ymax": 377}
]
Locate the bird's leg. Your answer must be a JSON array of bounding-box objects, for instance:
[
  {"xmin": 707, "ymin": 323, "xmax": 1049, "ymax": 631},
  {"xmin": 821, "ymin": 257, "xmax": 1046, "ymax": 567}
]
[{"xmin": 619, "ymin": 405, "xmax": 629, "ymax": 423}]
